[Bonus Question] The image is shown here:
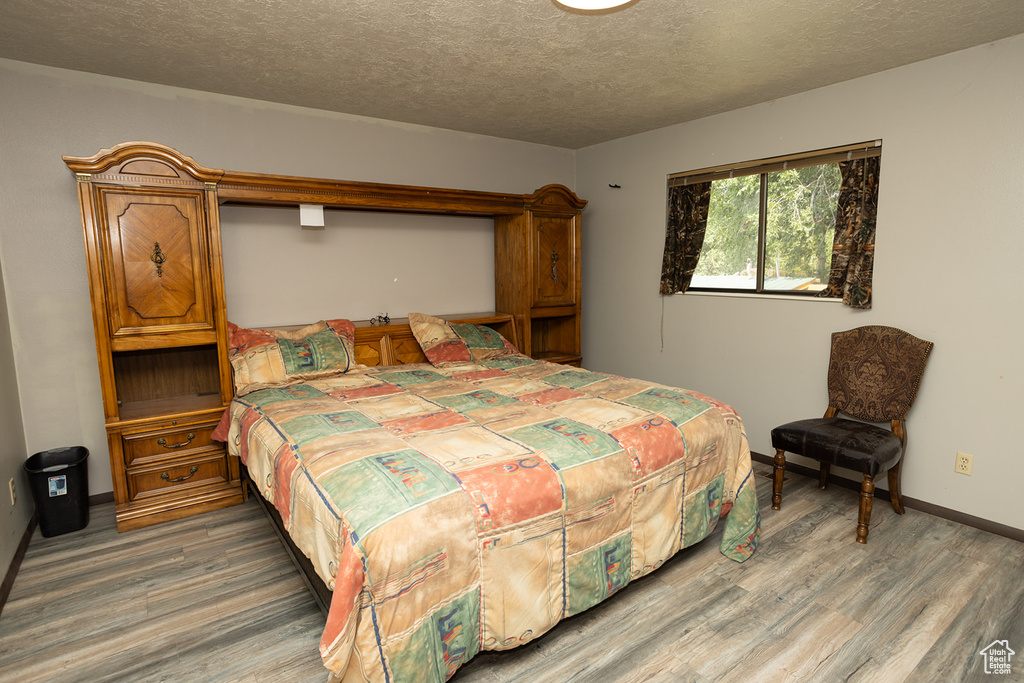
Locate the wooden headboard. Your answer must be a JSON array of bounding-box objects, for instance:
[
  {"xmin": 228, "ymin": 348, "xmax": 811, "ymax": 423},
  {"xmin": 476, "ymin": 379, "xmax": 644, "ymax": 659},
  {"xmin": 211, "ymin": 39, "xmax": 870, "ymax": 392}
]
[{"xmin": 346, "ymin": 312, "xmax": 515, "ymax": 367}]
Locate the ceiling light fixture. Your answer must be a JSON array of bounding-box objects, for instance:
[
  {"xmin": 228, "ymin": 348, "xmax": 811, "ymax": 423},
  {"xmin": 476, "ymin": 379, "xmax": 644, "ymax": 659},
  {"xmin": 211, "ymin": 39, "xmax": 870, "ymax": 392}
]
[{"xmin": 554, "ymin": 0, "xmax": 632, "ymax": 10}]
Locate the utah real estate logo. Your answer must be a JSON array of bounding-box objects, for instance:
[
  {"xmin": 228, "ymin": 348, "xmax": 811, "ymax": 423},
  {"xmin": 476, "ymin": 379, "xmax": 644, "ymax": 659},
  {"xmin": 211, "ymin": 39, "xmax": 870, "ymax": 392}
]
[{"xmin": 979, "ymin": 640, "xmax": 1015, "ymax": 675}]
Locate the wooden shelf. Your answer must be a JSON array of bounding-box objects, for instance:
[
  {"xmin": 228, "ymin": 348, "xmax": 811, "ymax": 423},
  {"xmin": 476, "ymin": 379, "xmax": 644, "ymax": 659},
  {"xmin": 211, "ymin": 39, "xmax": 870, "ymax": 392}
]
[
  {"xmin": 532, "ymin": 351, "xmax": 583, "ymax": 366},
  {"xmin": 115, "ymin": 393, "xmax": 226, "ymax": 426}
]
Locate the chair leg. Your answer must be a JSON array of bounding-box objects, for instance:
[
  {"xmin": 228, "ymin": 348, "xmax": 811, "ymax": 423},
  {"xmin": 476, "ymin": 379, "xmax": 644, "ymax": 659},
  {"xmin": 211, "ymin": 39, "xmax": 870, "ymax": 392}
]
[
  {"xmin": 857, "ymin": 474, "xmax": 875, "ymax": 544},
  {"xmin": 887, "ymin": 460, "xmax": 905, "ymax": 515},
  {"xmin": 818, "ymin": 462, "xmax": 831, "ymax": 489},
  {"xmin": 772, "ymin": 448, "xmax": 786, "ymax": 510}
]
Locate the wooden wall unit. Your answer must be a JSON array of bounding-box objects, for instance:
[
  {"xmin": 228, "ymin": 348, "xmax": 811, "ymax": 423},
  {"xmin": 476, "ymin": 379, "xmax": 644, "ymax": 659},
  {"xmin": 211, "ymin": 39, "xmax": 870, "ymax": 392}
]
[
  {"xmin": 65, "ymin": 141, "xmax": 585, "ymax": 530},
  {"xmin": 65, "ymin": 143, "xmax": 240, "ymax": 531},
  {"xmin": 496, "ymin": 185, "xmax": 586, "ymax": 366}
]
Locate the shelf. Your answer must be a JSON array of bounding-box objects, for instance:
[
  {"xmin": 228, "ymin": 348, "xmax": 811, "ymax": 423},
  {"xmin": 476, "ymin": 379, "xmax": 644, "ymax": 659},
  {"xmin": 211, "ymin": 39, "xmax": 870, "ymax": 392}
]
[
  {"xmin": 115, "ymin": 393, "xmax": 226, "ymax": 425},
  {"xmin": 113, "ymin": 344, "xmax": 221, "ymax": 406},
  {"xmin": 530, "ymin": 314, "xmax": 579, "ymax": 365},
  {"xmin": 530, "ymin": 305, "xmax": 576, "ymax": 319},
  {"xmin": 532, "ymin": 351, "xmax": 583, "ymax": 366}
]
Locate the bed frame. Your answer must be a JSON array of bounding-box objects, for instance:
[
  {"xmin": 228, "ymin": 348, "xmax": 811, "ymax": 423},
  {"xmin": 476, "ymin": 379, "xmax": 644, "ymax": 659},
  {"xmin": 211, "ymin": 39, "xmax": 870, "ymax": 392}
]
[{"xmin": 243, "ymin": 312, "xmax": 517, "ymax": 616}]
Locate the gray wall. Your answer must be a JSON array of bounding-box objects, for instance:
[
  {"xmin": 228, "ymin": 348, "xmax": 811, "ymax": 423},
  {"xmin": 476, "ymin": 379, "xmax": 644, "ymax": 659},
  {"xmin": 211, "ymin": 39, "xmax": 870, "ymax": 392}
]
[
  {"xmin": 0, "ymin": 57, "xmax": 575, "ymax": 554},
  {"xmin": 577, "ymin": 34, "xmax": 1024, "ymax": 530},
  {"xmin": 2, "ymin": 31, "xmax": 1022, "ymax": 579},
  {"xmin": 0, "ymin": 257, "xmax": 30, "ymax": 575}
]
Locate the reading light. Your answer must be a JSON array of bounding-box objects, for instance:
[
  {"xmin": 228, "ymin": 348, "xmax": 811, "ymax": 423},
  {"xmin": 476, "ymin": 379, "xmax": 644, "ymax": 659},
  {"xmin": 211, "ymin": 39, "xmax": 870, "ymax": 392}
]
[{"xmin": 555, "ymin": 0, "xmax": 631, "ymax": 9}]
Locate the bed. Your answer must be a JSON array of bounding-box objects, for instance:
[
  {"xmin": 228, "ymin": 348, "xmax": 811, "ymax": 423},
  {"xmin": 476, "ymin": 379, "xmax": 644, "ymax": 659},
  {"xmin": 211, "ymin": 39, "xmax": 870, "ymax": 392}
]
[{"xmin": 214, "ymin": 312, "xmax": 760, "ymax": 682}]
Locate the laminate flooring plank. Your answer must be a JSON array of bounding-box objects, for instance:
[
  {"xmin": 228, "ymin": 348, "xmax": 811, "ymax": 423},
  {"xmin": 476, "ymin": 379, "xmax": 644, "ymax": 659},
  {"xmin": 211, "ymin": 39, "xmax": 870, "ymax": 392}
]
[
  {"xmin": 609, "ymin": 649, "xmax": 705, "ymax": 683},
  {"xmin": 0, "ymin": 498, "xmax": 326, "ymax": 683},
  {"xmin": 0, "ymin": 592, "xmax": 153, "ymax": 679},
  {"xmin": 808, "ymin": 514, "xmax": 962, "ymax": 624},
  {"xmin": 716, "ymin": 602, "xmax": 862, "ymax": 683},
  {"xmin": 905, "ymin": 555, "xmax": 1024, "ymax": 683},
  {"xmin": 170, "ymin": 596, "xmax": 325, "ymax": 682},
  {"xmin": 3, "ymin": 462, "xmax": 1023, "ymax": 683}
]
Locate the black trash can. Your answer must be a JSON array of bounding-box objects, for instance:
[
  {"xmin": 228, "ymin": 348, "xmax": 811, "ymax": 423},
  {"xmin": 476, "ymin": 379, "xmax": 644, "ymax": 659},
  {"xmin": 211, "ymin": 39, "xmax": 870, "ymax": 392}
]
[{"xmin": 24, "ymin": 447, "xmax": 90, "ymax": 537}]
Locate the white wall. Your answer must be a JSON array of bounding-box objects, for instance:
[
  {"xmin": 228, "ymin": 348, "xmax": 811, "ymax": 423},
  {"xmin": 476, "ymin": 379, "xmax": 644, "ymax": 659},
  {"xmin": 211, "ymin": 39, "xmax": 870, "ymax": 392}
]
[
  {"xmin": 577, "ymin": 34, "xmax": 1024, "ymax": 530},
  {"xmin": 0, "ymin": 59, "xmax": 574, "ymax": 500}
]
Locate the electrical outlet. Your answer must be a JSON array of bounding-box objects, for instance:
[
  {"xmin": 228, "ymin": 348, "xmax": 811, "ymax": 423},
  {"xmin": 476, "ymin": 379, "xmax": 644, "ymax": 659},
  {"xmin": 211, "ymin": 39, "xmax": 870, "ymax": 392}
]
[
  {"xmin": 955, "ymin": 451, "xmax": 974, "ymax": 476},
  {"xmin": 8, "ymin": 478, "xmax": 14, "ymax": 506}
]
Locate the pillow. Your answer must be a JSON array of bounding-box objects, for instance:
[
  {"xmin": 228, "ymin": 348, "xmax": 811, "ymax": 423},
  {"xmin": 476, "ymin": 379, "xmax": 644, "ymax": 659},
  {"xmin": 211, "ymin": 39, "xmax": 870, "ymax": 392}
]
[
  {"xmin": 227, "ymin": 319, "xmax": 357, "ymax": 395},
  {"xmin": 408, "ymin": 312, "xmax": 521, "ymax": 365}
]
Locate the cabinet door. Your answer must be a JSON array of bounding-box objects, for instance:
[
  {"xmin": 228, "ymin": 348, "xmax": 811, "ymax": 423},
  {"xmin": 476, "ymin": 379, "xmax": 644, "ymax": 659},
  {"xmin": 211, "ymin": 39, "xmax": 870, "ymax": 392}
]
[
  {"xmin": 101, "ymin": 188, "xmax": 215, "ymax": 339},
  {"xmin": 532, "ymin": 215, "xmax": 577, "ymax": 307}
]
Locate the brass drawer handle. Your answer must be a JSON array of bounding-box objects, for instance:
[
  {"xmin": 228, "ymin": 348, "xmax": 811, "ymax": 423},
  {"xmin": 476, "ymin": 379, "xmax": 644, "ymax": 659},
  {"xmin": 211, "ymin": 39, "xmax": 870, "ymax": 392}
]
[
  {"xmin": 157, "ymin": 433, "xmax": 195, "ymax": 449},
  {"xmin": 160, "ymin": 466, "xmax": 199, "ymax": 483}
]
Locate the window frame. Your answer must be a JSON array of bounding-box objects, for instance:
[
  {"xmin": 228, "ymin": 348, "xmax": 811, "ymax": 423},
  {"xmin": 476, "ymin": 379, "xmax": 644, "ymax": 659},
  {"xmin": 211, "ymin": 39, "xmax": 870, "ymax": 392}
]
[{"xmin": 667, "ymin": 141, "xmax": 881, "ymax": 298}]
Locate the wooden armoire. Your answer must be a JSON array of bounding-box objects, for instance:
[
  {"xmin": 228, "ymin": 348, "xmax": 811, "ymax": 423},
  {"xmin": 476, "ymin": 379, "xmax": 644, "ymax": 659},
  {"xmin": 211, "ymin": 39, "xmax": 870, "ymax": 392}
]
[
  {"xmin": 65, "ymin": 141, "xmax": 585, "ymax": 531},
  {"xmin": 64, "ymin": 144, "xmax": 242, "ymax": 531},
  {"xmin": 495, "ymin": 185, "xmax": 586, "ymax": 367}
]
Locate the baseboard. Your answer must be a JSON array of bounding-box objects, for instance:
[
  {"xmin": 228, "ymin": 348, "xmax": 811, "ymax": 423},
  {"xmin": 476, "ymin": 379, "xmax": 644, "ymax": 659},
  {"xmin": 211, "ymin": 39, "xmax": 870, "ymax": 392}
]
[
  {"xmin": 0, "ymin": 512, "xmax": 37, "ymax": 618},
  {"xmin": 751, "ymin": 451, "xmax": 1024, "ymax": 543},
  {"xmin": 89, "ymin": 491, "xmax": 115, "ymax": 506}
]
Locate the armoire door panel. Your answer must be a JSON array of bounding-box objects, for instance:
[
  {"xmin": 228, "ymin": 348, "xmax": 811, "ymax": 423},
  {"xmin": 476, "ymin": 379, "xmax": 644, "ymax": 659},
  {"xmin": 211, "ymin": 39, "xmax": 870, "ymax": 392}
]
[
  {"xmin": 102, "ymin": 189, "xmax": 214, "ymax": 336},
  {"xmin": 533, "ymin": 216, "xmax": 576, "ymax": 307}
]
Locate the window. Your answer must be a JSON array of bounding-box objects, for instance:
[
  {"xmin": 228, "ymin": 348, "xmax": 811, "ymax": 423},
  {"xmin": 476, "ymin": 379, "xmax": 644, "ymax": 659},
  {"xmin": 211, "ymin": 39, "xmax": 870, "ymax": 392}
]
[{"xmin": 661, "ymin": 141, "xmax": 882, "ymax": 308}]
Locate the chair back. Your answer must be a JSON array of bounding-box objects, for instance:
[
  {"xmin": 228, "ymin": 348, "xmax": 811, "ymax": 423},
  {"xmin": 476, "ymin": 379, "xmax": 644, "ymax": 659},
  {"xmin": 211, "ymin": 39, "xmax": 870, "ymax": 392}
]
[{"xmin": 827, "ymin": 326, "xmax": 933, "ymax": 422}]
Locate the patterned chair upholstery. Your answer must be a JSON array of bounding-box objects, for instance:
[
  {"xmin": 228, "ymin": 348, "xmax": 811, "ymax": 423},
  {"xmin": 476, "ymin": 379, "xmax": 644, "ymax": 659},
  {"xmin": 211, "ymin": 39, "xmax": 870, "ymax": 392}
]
[{"xmin": 770, "ymin": 326, "xmax": 933, "ymax": 543}]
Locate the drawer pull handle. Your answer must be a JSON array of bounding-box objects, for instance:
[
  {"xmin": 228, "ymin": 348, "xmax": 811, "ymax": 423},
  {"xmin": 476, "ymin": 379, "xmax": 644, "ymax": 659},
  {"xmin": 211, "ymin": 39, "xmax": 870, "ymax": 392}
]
[
  {"xmin": 150, "ymin": 242, "xmax": 167, "ymax": 277},
  {"xmin": 161, "ymin": 466, "xmax": 199, "ymax": 483},
  {"xmin": 158, "ymin": 433, "xmax": 195, "ymax": 449}
]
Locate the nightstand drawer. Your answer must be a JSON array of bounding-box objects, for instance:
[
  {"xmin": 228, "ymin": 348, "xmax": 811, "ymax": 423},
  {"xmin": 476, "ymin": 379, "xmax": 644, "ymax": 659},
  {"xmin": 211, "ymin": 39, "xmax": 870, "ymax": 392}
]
[
  {"xmin": 123, "ymin": 422, "xmax": 219, "ymax": 468},
  {"xmin": 127, "ymin": 452, "xmax": 229, "ymax": 502}
]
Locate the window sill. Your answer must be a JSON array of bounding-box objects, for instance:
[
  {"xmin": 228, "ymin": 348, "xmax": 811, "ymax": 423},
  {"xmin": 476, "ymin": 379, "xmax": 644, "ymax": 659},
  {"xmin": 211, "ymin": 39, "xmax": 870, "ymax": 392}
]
[{"xmin": 681, "ymin": 290, "xmax": 844, "ymax": 303}]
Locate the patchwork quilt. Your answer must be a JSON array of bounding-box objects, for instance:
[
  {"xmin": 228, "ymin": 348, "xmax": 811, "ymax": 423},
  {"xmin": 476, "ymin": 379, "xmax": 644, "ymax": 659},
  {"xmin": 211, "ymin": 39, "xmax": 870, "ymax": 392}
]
[{"xmin": 220, "ymin": 357, "xmax": 760, "ymax": 682}]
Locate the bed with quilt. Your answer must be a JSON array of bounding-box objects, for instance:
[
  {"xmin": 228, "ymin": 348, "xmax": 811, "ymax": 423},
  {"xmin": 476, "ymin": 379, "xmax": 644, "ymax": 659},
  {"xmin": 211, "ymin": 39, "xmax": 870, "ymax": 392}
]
[{"xmin": 215, "ymin": 312, "xmax": 760, "ymax": 682}]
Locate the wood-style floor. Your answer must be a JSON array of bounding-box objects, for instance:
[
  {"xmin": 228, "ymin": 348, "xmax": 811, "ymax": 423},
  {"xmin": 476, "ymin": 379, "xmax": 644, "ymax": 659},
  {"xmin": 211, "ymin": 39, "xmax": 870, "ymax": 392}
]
[{"xmin": 2, "ymin": 462, "xmax": 1021, "ymax": 682}]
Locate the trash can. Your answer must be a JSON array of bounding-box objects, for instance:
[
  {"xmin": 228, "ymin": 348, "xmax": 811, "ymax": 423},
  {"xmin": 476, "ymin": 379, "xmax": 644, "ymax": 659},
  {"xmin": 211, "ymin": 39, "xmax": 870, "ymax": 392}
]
[{"xmin": 24, "ymin": 446, "xmax": 90, "ymax": 537}]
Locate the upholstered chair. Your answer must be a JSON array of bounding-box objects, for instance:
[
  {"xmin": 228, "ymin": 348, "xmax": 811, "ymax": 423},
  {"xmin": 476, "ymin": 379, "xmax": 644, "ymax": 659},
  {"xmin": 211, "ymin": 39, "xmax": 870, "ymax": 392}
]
[{"xmin": 770, "ymin": 326, "xmax": 933, "ymax": 543}]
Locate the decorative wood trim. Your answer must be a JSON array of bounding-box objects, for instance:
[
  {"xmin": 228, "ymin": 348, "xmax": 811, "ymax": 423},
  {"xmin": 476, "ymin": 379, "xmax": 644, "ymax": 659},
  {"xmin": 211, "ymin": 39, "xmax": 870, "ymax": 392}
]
[
  {"xmin": 218, "ymin": 170, "xmax": 527, "ymax": 216},
  {"xmin": 752, "ymin": 451, "xmax": 1024, "ymax": 543},
  {"xmin": 524, "ymin": 183, "xmax": 588, "ymax": 213},
  {"xmin": 0, "ymin": 513, "xmax": 36, "ymax": 618},
  {"xmin": 62, "ymin": 141, "xmax": 224, "ymax": 184}
]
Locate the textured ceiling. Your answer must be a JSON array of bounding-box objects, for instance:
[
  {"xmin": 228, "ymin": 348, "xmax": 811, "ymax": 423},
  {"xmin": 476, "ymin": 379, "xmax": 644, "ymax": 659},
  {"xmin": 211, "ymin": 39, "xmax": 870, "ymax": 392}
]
[{"xmin": 2, "ymin": 0, "xmax": 1023, "ymax": 148}]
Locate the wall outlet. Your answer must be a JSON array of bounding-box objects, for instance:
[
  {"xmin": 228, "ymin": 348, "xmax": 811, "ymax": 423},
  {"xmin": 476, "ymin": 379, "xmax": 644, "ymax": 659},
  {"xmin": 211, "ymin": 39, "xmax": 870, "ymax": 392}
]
[
  {"xmin": 955, "ymin": 451, "xmax": 974, "ymax": 476},
  {"xmin": 8, "ymin": 478, "xmax": 15, "ymax": 506}
]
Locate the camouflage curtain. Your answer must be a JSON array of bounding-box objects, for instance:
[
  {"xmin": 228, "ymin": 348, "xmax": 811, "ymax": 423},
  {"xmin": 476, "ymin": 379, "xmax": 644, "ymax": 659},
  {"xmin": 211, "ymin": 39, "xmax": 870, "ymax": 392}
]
[
  {"xmin": 659, "ymin": 181, "xmax": 712, "ymax": 295},
  {"xmin": 818, "ymin": 157, "xmax": 881, "ymax": 308}
]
